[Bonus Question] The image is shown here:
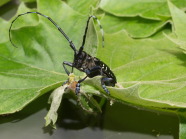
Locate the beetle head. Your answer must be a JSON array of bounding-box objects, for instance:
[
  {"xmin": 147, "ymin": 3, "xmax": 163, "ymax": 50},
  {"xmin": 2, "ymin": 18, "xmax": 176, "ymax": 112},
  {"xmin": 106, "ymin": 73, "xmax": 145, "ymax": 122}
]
[{"xmin": 73, "ymin": 51, "xmax": 86, "ymax": 68}]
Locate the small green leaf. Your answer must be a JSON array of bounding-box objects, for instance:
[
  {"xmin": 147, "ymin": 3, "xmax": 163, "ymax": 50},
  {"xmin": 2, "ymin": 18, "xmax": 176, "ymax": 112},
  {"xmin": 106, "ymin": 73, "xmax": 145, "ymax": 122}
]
[
  {"xmin": 78, "ymin": 94, "xmax": 94, "ymax": 113},
  {"xmin": 166, "ymin": 0, "xmax": 186, "ymax": 53},
  {"xmin": 78, "ymin": 92, "xmax": 102, "ymax": 113}
]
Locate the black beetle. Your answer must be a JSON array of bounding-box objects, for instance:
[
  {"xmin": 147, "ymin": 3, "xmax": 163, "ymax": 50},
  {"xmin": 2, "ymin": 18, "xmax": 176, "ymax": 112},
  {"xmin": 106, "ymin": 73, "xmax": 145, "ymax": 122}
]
[{"xmin": 9, "ymin": 12, "xmax": 117, "ymax": 94}]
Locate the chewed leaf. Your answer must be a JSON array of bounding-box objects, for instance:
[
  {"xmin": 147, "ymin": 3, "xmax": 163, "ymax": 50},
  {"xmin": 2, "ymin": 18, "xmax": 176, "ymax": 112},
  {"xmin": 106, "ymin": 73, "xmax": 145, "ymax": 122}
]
[{"xmin": 45, "ymin": 85, "xmax": 67, "ymax": 128}]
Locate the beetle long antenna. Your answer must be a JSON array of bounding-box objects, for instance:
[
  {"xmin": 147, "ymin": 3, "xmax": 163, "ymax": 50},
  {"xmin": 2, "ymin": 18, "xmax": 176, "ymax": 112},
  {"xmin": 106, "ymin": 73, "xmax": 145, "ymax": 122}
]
[
  {"xmin": 9, "ymin": 12, "xmax": 77, "ymax": 52},
  {"xmin": 79, "ymin": 15, "xmax": 104, "ymax": 53}
]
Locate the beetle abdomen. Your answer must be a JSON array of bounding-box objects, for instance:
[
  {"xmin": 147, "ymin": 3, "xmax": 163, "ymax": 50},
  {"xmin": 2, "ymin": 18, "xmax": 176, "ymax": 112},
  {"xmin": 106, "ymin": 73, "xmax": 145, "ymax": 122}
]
[{"xmin": 94, "ymin": 57, "xmax": 117, "ymax": 86}]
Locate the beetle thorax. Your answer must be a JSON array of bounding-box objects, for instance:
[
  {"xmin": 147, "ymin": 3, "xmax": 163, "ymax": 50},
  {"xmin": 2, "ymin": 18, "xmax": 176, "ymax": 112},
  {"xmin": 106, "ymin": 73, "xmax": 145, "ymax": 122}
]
[
  {"xmin": 74, "ymin": 51, "xmax": 96, "ymax": 70},
  {"xmin": 82, "ymin": 55, "xmax": 96, "ymax": 69}
]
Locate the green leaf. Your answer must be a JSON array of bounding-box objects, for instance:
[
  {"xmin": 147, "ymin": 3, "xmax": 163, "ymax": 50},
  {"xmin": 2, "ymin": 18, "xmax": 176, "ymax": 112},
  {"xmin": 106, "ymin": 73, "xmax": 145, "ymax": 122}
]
[
  {"xmin": 0, "ymin": 3, "xmax": 39, "ymax": 44},
  {"xmin": 0, "ymin": 19, "xmax": 10, "ymax": 43},
  {"xmin": 65, "ymin": 0, "xmax": 100, "ymax": 15},
  {"xmin": 166, "ymin": 0, "xmax": 186, "ymax": 53},
  {"xmin": 99, "ymin": 0, "xmax": 186, "ymax": 20},
  {"xmin": 83, "ymin": 31, "xmax": 186, "ymax": 108},
  {"xmin": 0, "ymin": 0, "xmax": 10, "ymax": 7},
  {"xmin": 101, "ymin": 14, "xmax": 168, "ymax": 38},
  {"xmin": 78, "ymin": 91, "xmax": 102, "ymax": 113},
  {"xmin": 0, "ymin": 55, "xmax": 65, "ymax": 114},
  {"xmin": 1, "ymin": 0, "xmax": 186, "ymax": 119},
  {"xmin": 99, "ymin": 0, "xmax": 186, "ymax": 38},
  {"xmin": 0, "ymin": 0, "xmax": 98, "ymax": 114}
]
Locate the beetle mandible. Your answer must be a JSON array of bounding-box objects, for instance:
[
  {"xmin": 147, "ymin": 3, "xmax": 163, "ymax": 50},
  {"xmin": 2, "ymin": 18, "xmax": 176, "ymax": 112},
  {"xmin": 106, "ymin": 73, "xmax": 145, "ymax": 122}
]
[{"xmin": 9, "ymin": 12, "xmax": 117, "ymax": 94}]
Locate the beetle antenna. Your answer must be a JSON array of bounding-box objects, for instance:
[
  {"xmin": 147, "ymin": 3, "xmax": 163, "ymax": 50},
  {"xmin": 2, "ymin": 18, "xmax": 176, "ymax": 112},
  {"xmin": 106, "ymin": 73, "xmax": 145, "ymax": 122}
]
[
  {"xmin": 79, "ymin": 15, "xmax": 104, "ymax": 53},
  {"xmin": 9, "ymin": 12, "xmax": 77, "ymax": 52}
]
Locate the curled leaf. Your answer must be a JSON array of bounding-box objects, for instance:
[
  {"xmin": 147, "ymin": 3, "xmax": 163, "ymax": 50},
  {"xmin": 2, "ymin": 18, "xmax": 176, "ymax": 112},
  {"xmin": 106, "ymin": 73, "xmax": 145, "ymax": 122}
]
[{"xmin": 45, "ymin": 85, "xmax": 67, "ymax": 128}]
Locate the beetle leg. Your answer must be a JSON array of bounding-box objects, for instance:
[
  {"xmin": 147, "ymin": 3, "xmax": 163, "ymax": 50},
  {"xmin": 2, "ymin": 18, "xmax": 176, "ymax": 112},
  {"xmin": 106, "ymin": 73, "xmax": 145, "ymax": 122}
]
[
  {"xmin": 62, "ymin": 61, "xmax": 74, "ymax": 86},
  {"xmin": 62, "ymin": 61, "xmax": 73, "ymax": 75},
  {"xmin": 101, "ymin": 77, "xmax": 113, "ymax": 95},
  {"xmin": 85, "ymin": 66, "xmax": 101, "ymax": 75},
  {"xmin": 75, "ymin": 76, "xmax": 88, "ymax": 95},
  {"xmin": 75, "ymin": 83, "xmax": 80, "ymax": 95}
]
